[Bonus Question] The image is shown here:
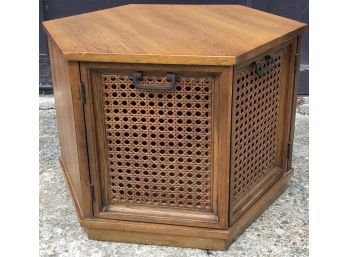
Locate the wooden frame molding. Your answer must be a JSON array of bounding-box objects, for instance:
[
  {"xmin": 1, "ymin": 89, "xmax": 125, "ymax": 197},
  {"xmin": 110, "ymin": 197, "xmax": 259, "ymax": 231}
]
[{"xmin": 81, "ymin": 170, "xmax": 293, "ymax": 250}]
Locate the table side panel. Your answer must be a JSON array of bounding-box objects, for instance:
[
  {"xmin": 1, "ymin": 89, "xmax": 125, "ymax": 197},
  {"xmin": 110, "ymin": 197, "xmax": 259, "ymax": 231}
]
[{"xmin": 47, "ymin": 37, "xmax": 92, "ymax": 219}]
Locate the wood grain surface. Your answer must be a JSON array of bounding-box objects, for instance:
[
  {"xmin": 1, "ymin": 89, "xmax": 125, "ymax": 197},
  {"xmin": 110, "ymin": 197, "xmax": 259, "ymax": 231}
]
[
  {"xmin": 44, "ymin": 4, "xmax": 306, "ymax": 249},
  {"xmin": 43, "ymin": 4, "xmax": 306, "ymax": 65}
]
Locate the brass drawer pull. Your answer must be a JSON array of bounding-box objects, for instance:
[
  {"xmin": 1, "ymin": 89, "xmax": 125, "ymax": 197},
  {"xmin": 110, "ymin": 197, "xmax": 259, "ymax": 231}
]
[
  {"xmin": 253, "ymin": 55, "xmax": 276, "ymax": 76},
  {"xmin": 132, "ymin": 72, "xmax": 176, "ymax": 90}
]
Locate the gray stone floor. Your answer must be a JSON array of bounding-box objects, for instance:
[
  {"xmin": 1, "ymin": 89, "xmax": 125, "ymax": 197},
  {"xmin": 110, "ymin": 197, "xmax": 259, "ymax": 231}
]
[{"xmin": 39, "ymin": 108, "xmax": 308, "ymax": 257}]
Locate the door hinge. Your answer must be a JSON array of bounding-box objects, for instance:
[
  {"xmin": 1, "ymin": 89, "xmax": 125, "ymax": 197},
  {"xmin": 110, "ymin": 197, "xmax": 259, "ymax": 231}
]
[
  {"xmin": 294, "ymin": 53, "xmax": 299, "ymax": 70},
  {"xmin": 287, "ymin": 143, "xmax": 293, "ymax": 159},
  {"xmin": 90, "ymin": 184, "xmax": 95, "ymax": 202},
  {"xmin": 80, "ymin": 81, "xmax": 86, "ymax": 104}
]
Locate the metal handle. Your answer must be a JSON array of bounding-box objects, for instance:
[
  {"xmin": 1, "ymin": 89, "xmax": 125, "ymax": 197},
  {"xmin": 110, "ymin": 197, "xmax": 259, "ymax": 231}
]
[
  {"xmin": 132, "ymin": 72, "xmax": 176, "ymax": 91},
  {"xmin": 253, "ymin": 55, "xmax": 276, "ymax": 77}
]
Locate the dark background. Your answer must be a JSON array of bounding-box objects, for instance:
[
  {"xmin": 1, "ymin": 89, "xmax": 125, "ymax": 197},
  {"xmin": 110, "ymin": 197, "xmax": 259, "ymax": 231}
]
[{"xmin": 39, "ymin": 0, "xmax": 308, "ymax": 95}]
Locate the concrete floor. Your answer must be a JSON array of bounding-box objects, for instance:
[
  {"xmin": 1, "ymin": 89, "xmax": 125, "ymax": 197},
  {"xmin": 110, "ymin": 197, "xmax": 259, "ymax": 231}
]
[{"xmin": 39, "ymin": 109, "xmax": 308, "ymax": 257}]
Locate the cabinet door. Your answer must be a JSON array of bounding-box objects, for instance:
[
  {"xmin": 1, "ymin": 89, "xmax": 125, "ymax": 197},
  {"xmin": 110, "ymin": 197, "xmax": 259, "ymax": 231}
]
[
  {"xmin": 80, "ymin": 63, "xmax": 232, "ymax": 229},
  {"xmin": 229, "ymin": 41, "xmax": 298, "ymax": 223}
]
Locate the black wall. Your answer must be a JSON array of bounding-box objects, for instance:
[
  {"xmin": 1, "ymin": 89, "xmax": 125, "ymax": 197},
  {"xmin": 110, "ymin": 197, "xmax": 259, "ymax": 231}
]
[{"xmin": 39, "ymin": 0, "xmax": 308, "ymax": 94}]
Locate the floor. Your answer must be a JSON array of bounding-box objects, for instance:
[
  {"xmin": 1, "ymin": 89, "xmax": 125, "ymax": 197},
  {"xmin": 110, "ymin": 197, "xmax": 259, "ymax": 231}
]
[{"xmin": 39, "ymin": 108, "xmax": 308, "ymax": 257}]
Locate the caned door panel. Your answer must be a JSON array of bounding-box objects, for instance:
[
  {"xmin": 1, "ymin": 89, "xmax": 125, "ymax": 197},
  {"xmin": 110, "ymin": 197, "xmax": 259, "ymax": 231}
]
[
  {"xmin": 229, "ymin": 42, "xmax": 297, "ymax": 223},
  {"xmin": 81, "ymin": 64, "xmax": 232, "ymax": 229}
]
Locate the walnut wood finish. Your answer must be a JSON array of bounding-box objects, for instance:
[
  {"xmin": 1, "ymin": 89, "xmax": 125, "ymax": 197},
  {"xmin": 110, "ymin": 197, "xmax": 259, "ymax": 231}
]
[{"xmin": 44, "ymin": 4, "xmax": 306, "ymax": 250}]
